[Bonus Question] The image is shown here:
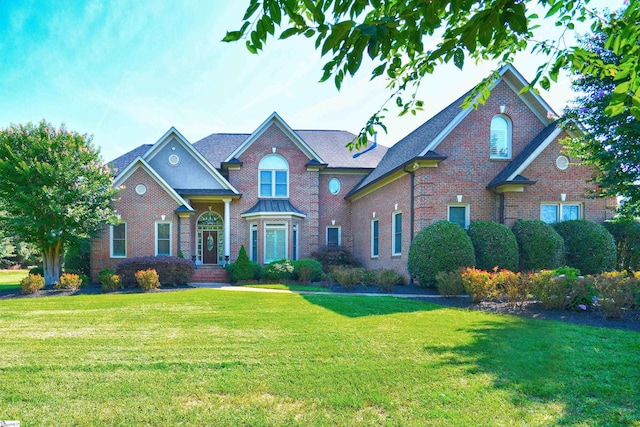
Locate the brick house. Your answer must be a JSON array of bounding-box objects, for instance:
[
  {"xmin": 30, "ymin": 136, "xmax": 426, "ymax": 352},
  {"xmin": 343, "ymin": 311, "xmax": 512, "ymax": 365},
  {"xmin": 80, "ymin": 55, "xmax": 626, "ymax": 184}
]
[{"xmin": 90, "ymin": 65, "xmax": 616, "ymax": 282}]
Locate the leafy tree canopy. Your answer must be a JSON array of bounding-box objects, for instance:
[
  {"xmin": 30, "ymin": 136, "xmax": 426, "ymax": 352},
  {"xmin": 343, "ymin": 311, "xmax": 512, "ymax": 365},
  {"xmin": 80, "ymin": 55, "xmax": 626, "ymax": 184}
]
[
  {"xmin": 562, "ymin": 11, "xmax": 640, "ymax": 216},
  {"xmin": 224, "ymin": 0, "xmax": 640, "ymax": 149},
  {"xmin": 0, "ymin": 121, "xmax": 120, "ymax": 284}
]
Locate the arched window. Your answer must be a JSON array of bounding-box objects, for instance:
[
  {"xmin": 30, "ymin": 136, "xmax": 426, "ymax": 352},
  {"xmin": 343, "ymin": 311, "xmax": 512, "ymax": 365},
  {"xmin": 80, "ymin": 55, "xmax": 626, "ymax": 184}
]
[
  {"xmin": 490, "ymin": 116, "xmax": 511, "ymax": 159},
  {"xmin": 259, "ymin": 155, "xmax": 288, "ymax": 197}
]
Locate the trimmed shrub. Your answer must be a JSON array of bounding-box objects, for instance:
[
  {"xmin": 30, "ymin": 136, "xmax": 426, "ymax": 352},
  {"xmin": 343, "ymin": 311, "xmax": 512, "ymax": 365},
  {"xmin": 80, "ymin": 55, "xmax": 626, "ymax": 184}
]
[
  {"xmin": 376, "ymin": 269, "xmax": 404, "ymax": 292},
  {"xmin": 63, "ymin": 238, "xmax": 90, "ymax": 275},
  {"xmin": 99, "ymin": 269, "xmax": 122, "ymax": 293},
  {"xmin": 226, "ymin": 246, "xmax": 261, "ymax": 282},
  {"xmin": 554, "ymin": 220, "xmax": 616, "ymax": 275},
  {"xmin": 408, "ymin": 221, "xmax": 476, "ymax": 287},
  {"xmin": 29, "ymin": 266, "xmax": 43, "ymax": 276},
  {"xmin": 135, "ymin": 268, "xmax": 160, "ymax": 291},
  {"xmin": 21, "ymin": 273, "xmax": 45, "ymax": 295},
  {"xmin": 330, "ymin": 266, "xmax": 363, "ymax": 289},
  {"xmin": 529, "ymin": 271, "xmax": 595, "ymax": 310},
  {"xmin": 116, "ymin": 256, "xmax": 194, "ymax": 286},
  {"xmin": 54, "ymin": 273, "xmax": 83, "ymax": 290},
  {"xmin": 592, "ymin": 271, "xmax": 636, "ymax": 319},
  {"xmin": 512, "ymin": 220, "xmax": 564, "ymax": 271},
  {"xmin": 467, "ymin": 220, "xmax": 519, "ymax": 272},
  {"xmin": 261, "ymin": 260, "xmax": 294, "ymax": 282},
  {"xmin": 435, "ymin": 270, "xmax": 465, "ymax": 298},
  {"xmin": 311, "ymin": 246, "xmax": 361, "ymax": 271},
  {"xmin": 64, "ymin": 269, "xmax": 90, "ymax": 287},
  {"xmin": 604, "ymin": 218, "xmax": 640, "ymax": 271},
  {"xmin": 493, "ymin": 269, "xmax": 528, "ymax": 307},
  {"xmin": 292, "ymin": 258, "xmax": 324, "ymax": 282},
  {"xmin": 460, "ymin": 267, "xmax": 494, "ymax": 303}
]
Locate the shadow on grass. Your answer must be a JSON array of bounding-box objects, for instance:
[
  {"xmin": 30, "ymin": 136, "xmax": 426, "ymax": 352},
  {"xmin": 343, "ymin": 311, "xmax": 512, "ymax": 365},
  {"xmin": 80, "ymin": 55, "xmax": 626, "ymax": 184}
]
[
  {"xmin": 424, "ymin": 317, "xmax": 640, "ymax": 425},
  {"xmin": 301, "ymin": 293, "xmax": 443, "ymax": 317}
]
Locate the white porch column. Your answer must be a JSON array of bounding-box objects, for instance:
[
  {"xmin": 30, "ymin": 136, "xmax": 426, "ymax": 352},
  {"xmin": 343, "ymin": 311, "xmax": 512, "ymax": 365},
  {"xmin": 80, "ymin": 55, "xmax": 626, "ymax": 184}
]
[{"xmin": 223, "ymin": 198, "xmax": 231, "ymax": 262}]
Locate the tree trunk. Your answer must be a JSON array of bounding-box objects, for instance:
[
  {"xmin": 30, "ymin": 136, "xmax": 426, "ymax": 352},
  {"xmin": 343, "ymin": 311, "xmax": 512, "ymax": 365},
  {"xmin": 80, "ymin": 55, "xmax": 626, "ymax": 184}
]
[{"xmin": 42, "ymin": 242, "xmax": 63, "ymax": 286}]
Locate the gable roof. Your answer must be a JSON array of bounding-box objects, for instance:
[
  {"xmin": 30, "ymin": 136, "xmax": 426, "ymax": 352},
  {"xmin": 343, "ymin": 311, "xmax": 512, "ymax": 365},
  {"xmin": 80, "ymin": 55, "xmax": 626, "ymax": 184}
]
[
  {"xmin": 112, "ymin": 157, "xmax": 195, "ymax": 211},
  {"xmin": 488, "ymin": 121, "xmax": 560, "ymax": 189},
  {"xmin": 109, "ymin": 144, "xmax": 152, "ymax": 174}
]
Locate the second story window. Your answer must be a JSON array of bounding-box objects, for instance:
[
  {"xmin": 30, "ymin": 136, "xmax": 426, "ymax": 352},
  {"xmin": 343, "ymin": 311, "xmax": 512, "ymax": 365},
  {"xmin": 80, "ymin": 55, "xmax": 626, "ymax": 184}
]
[
  {"xmin": 259, "ymin": 154, "xmax": 288, "ymax": 198},
  {"xmin": 490, "ymin": 115, "xmax": 512, "ymax": 159}
]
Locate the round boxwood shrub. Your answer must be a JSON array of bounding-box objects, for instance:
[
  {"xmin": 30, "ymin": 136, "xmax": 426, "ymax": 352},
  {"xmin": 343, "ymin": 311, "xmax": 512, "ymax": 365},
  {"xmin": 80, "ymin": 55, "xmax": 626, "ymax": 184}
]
[
  {"xmin": 512, "ymin": 220, "xmax": 565, "ymax": 272},
  {"xmin": 467, "ymin": 220, "xmax": 519, "ymax": 272},
  {"xmin": 554, "ymin": 219, "xmax": 616, "ymax": 275},
  {"xmin": 261, "ymin": 259, "xmax": 294, "ymax": 282},
  {"xmin": 408, "ymin": 221, "xmax": 476, "ymax": 287},
  {"xmin": 604, "ymin": 217, "xmax": 640, "ymax": 271},
  {"xmin": 292, "ymin": 258, "xmax": 324, "ymax": 282}
]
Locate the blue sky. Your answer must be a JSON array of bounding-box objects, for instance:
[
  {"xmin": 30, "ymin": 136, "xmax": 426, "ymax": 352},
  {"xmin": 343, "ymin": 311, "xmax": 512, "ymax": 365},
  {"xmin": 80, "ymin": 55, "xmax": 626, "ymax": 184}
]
[{"xmin": 0, "ymin": 0, "xmax": 623, "ymax": 162}]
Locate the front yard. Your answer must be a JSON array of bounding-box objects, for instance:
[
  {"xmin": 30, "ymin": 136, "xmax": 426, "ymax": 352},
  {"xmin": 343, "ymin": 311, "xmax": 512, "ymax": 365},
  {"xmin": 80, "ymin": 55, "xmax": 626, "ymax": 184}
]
[{"xmin": 0, "ymin": 289, "xmax": 638, "ymax": 425}]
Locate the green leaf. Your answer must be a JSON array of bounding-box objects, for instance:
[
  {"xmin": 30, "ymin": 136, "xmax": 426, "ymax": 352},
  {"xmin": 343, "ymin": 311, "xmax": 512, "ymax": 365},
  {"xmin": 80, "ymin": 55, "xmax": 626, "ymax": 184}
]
[
  {"xmin": 453, "ymin": 49, "xmax": 464, "ymax": 70},
  {"xmin": 279, "ymin": 27, "xmax": 301, "ymax": 40},
  {"xmin": 222, "ymin": 31, "xmax": 243, "ymax": 42}
]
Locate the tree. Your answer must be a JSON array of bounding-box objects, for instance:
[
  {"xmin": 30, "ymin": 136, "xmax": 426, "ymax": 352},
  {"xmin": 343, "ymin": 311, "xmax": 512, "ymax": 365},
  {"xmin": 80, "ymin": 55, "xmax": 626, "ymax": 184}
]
[
  {"xmin": 0, "ymin": 121, "xmax": 120, "ymax": 285},
  {"xmin": 562, "ymin": 15, "xmax": 640, "ymax": 215},
  {"xmin": 225, "ymin": 1, "xmax": 640, "ymax": 149}
]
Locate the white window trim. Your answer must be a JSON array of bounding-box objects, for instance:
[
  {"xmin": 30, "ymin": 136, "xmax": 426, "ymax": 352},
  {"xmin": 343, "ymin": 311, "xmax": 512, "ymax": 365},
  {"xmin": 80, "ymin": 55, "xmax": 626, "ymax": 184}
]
[
  {"xmin": 540, "ymin": 203, "xmax": 583, "ymax": 224},
  {"xmin": 250, "ymin": 223, "xmax": 258, "ymax": 262},
  {"xmin": 326, "ymin": 226, "xmax": 342, "ymax": 246},
  {"xmin": 392, "ymin": 211, "xmax": 402, "ymax": 256},
  {"xmin": 110, "ymin": 223, "xmax": 127, "ymax": 258},
  {"xmin": 490, "ymin": 115, "xmax": 512, "ymax": 160},
  {"xmin": 371, "ymin": 219, "xmax": 379, "ymax": 258},
  {"xmin": 264, "ymin": 223, "xmax": 288, "ymax": 264},
  {"xmin": 448, "ymin": 204, "xmax": 471, "ymax": 229},
  {"xmin": 155, "ymin": 221, "xmax": 172, "ymax": 256},
  {"xmin": 258, "ymin": 155, "xmax": 289, "ymax": 198}
]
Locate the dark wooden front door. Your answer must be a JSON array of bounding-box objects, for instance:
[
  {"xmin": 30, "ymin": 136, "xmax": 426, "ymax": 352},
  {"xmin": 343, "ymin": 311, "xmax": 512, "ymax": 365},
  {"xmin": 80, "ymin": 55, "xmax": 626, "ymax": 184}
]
[{"xmin": 203, "ymin": 231, "xmax": 218, "ymax": 264}]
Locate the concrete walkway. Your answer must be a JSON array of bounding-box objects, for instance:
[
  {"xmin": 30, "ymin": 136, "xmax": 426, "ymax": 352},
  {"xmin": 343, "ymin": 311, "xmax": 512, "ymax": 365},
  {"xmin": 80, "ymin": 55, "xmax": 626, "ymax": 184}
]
[{"xmin": 189, "ymin": 282, "xmax": 466, "ymax": 299}]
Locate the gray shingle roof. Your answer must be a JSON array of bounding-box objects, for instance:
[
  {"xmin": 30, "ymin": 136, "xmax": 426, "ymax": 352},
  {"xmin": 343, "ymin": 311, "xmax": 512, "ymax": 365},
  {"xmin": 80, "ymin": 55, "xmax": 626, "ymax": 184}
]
[
  {"xmin": 487, "ymin": 121, "xmax": 558, "ymax": 189},
  {"xmin": 242, "ymin": 199, "xmax": 306, "ymax": 217},
  {"xmin": 109, "ymin": 144, "xmax": 152, "ymax": 174},
  {"xmin": 349, "ymin": 89, "xmax": 472, "ymax": 195}
]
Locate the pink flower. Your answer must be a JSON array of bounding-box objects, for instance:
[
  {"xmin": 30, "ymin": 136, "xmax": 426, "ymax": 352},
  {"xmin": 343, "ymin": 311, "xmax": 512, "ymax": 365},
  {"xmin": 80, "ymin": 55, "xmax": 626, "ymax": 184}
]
[
  {"xmin": 579, "ymin": 304, "xmax": 587, "ymax": 311},
  {"xmin": 546, "ymin": 111, "xmax": 556, "ymax": 120}
]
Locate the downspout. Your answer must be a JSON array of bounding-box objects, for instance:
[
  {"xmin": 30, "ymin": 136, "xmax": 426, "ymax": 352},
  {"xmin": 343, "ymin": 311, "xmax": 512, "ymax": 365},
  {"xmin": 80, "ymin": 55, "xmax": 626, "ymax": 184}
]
[
  {"xmin": 499, "ymin": 192, "xmax": 505, "ymax": 225},
  {"xmin": 176, "ymin": 214, "xmax": 181, "ymax": 255},
  {"xmin": 403, "ymin": 164, "xmax": 416, "ymax": 285}
]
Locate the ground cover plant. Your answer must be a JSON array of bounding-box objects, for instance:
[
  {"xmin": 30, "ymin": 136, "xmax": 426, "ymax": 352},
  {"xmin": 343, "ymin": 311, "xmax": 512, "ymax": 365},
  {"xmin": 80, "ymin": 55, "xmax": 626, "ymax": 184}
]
[
  {"xmin": 0, "ymin": 289, "xmax": 638, "ymax": 425},
  {"xmin": 0, "ymin": 269, "xmax": 27, "ymax": 290}
]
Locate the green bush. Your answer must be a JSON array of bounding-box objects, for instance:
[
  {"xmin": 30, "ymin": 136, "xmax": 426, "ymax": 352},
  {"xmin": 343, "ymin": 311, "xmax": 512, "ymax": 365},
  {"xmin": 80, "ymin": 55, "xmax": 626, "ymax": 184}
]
[
  {"xmin": 261, "ymin": 260, "xmax": 294, "ymax": 282},
  {"xmin": 21, "ymin": 273, "xmax": 45, "ymax": 295},
  {"xmin": 29, "ymin": 266, "xmax": 43, "ymax": 276},
  {"xmin": 63, "ymin": 238, "xmax": 91, "ymax": 275},
  {"xmin": 467, "ymin": 221, "xmax": 519, "ymax": 272},
  {"xmin": 512, "ymin": 220, "xmax": 565, "ymax": 271},
  {"xmin": 311, "ymin": 246, "xmax": 361, "ymax": 271},
  {"xmin": 435, "ymin": 270, "xmax": 466, "ymax": 298},
  {"xmin": 408, "ymin": 221, "xmax": 476, "ymax": 287},
  {"xmin": 226, "ymin": 246, "xmax": 261, "ymax": 282},
  {"xmin": 330, "ymin": 266, "xmax": 364, "ymax": 289},
  {"xmin": 99, "ymin": 269, "xmax": 122, "ymax": 293},
  {"xmin": 529, "ymin": 271, "xmax": 595, "ymax": 310},
  {"xmin": 592, "ymin": 271, "xmax": 636, "ymax": 319},
  {"xmin": 292, "ymin": 258, "xmax": 324, "ymax": 282},
  {"xmin": 376, "ymin": 269, "xmax": 404, "ymax": 292},
  {"xmin": 135, "ymin": 268, "xmax": 160, "ymax": 291},
  {"xmin": 116, "ymin": 256, "xmax": 194, "ymax": 286},
  {"xmin": 554, "ymin": 220, "xmax": 616, "ymax": 275},
  {"xmin": 604, "ymin": 217, "xmax": 640, "ymax": 271},
  {"xmin": 54, "ymin": 273, "xmax": 83, "ymax": 290}
]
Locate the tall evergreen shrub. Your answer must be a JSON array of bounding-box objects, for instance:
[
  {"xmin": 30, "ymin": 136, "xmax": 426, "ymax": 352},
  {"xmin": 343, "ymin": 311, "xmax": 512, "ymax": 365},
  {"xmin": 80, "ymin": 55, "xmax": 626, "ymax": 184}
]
[
  {"xmin": 467, "ymin": 220, "xmax": 519, "ymax": 272},
  {"xmin": 512, "ymin": 220, "xmax": 564, "ymax": 271},
  {"xmin": 554, "ymin": 219, "xmax": 616, "ymax": 275}
]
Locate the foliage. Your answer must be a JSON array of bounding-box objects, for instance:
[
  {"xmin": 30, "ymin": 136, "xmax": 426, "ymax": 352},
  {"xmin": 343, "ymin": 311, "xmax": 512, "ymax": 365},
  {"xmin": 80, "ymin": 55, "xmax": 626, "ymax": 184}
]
[
  {"xmin": 63, "ymin": 238, "xmax": 91, "ymax": 275},
  {"xmin": 330, "ymin": 266, "xmax": 364, "ymax": 289},
  {"xmin": 460, "ymin": 267, "xmax": 494, "ymax": 303},
  {"xmin": 553, "ymin": 220, "xmax": 616, "ymax": 275},
  {"xmin": 0, "ymin": 121, "xmax": 120, "ymax": 285},
  {"xmin": 135, "ymin": 269, "xmax": 160, "ymax": 291},
  {"xmin": 54, "ymin": 273, "xmax": 83, "ymax": 291},
  {"xmin": 512, "ymin": 220, "xmax": 564, "ymax": 271},
  {"xmin": 116, "ymin": 256, "xmax": 194, "ymax": 286},
  {"xmin": 552, "ymin": 266, "xmax": 581, "ymax": 278},
  {"xmin": 226, "ymin": 1, "xmax": 640, "ymax": 150},
  {"xmin": 529, "ymin": 271, "xmax": 595, "ymax": 311},
  {"xmin": 261, "ymin": 259, "xmax": 294, "ymax": 282},
  {"xmin": 375, "ymin": 269, "xmax": 404, "ymax": 292},
  {"xmin": 64, "ymin": 270, "xmax": 90, "ymax": 288},
  {"xmin": 591, "ymin": 271, "xmax": 638, "ymax": 319},
  {"xmin": 467, "ymin": 220, "xmax": 519, "ymax": 272},
  {"xmin": 29, "ymin": 266, "xmax": 44, "ymax": 276},
  {"xmin": 311, "ymin": 245, "xmax": 361, "ymax": 271},
  {"xmin": 562, "ymin": 14, "xmax": 640, "ymax": 216},
  {"xmin": 99, "ymin": 269, "xmax": 122, "ymax": 293},
  {"xmin": 0, "ymin": 229, "xmax": 40, "ymax": 269},
  {"xmin": 226, "ymin": 245, "xmax": 261, "ymax": 282},
  {"xmin": 20, "ymin": 273, "xmax": 44, "ymax": 295},
  {"xmin": 435, "ymin": 270, "xmax": 465, "ymax": 298},
  {"xmin": 292, "ymin": 258, "xmax": 324, "ymax": 282},
  {"xmin": 604, "ymin": 218, "xmax": 640, "ymax": 271},
  {"xmin": 408, "ymin": 221, "xmax": 475, "ymax": 287}
]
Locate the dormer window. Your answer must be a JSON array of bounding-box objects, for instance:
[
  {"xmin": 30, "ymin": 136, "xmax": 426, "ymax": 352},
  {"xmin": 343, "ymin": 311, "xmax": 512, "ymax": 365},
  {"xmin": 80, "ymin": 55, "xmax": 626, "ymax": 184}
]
[
  {"xmin": 490, "ymin": 115, "xmax": 512, "ymax": 159},
  {"xmin": 259, "ymin": 154, "xmax": 288, "ymax": 198}
]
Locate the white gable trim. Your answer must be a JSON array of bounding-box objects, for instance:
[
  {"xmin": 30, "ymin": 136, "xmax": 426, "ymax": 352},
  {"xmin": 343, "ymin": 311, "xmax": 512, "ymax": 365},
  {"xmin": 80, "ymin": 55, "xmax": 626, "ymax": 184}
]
[
  {"xmin": 113, "ymin": 157, "xmax": 194, "ymax": 210},
  {"xmin": 142, "ymin": 127, "xmax": 240, "ymax": 194},
  {"xmin": 419, "ymin": 106, "xmax": 474, "ymax": 156},
  {"xmin": 224, "ymin": 112, "xmax": 324, "ymax": 163},
  {"xmin": 507, "ymin": 127, "xmax": 563, "ymax": 181}
]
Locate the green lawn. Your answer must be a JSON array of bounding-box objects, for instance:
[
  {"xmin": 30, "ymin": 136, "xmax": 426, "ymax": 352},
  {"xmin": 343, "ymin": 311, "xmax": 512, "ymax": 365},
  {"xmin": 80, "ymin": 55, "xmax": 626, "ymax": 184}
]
[
  {"xmin": 240, "ymin": 283, "xmax": 329, "ymax": 292},
  {"xmin": 0, "ymin": 289, "xmax": 638, "ymax": 426},
  {"xmin": 0, "ymin": 269, "xmax": 28, "ymax": 290}
]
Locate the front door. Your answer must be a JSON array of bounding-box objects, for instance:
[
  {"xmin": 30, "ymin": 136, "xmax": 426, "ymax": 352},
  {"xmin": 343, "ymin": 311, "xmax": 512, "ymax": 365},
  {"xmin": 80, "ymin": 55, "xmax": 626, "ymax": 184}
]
[{"xmin": 202, "ymin": 231, "xmax": 218, "ymax": 264}]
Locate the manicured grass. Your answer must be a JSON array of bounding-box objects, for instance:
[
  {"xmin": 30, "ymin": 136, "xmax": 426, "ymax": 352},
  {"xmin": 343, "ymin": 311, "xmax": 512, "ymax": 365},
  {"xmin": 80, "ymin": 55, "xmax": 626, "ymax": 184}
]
[
  {"xmin": 0, "ymin": 269, "xmax": 28, "ymax": 290},
  {"xmin": 240, "ymin": 283, "xmax": 329, "ymax": 292},
  {"xmin": 0, "ymin": 289, "xmax": 638, "ymax": 425}
]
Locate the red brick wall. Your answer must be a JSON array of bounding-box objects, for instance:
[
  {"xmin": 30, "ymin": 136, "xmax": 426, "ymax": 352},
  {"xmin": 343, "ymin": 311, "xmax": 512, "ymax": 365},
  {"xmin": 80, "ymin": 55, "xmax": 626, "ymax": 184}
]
[{"xmin": 90, "ymin": 167, "xmax": 180, "ymax": 281}]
